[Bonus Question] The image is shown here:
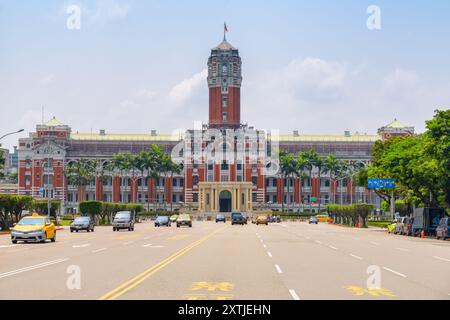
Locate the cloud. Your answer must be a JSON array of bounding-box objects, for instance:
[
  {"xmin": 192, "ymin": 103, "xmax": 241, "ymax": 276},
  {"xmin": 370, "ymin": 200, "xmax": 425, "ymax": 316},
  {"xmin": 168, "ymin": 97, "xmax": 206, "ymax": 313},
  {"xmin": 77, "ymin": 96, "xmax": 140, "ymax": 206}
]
[
  {"xmin": 382, "ymin": 68, "xmax": 419, "ymax": 96},
  {"xmin": 39, "ymin": 75, "xmax": 55, "ymax": 86},
  {"xmin": 168, "ymin": 69, "xmax": 208, "ymax": 105},
  {"xmin": 61, "ymin": 0, "xmax": 130, "ymax": 26}
]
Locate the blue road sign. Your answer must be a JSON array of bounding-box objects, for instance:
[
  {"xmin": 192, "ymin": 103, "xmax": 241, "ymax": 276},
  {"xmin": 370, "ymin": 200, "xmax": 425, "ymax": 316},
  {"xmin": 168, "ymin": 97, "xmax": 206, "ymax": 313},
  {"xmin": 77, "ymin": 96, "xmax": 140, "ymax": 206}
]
[{"xmin": 368, "ymin": 178, "xmax": 396, "ymax": 190}]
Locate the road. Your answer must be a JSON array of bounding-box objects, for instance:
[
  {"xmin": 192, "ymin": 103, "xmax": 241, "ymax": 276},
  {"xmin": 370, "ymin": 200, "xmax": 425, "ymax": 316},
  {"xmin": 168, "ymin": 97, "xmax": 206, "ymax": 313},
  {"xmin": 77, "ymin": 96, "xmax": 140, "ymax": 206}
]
[{"xmin": 0, "ymin": 221, "xmax": 449, "ymax": 300}]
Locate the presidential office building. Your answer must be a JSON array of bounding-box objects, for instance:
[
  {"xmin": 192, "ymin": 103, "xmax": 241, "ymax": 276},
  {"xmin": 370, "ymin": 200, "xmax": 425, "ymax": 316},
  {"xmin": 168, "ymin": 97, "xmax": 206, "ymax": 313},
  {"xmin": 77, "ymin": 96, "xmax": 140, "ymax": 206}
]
[{"xmin": 17, "ymin": 35, "xmax": 414, "ymax": 214}]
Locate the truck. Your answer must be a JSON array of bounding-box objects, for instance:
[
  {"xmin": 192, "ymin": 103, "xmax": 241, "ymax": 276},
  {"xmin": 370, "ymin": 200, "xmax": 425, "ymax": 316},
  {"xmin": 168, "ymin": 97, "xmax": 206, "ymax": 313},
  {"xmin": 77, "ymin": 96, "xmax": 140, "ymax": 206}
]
[{"xmin": 412, "ymin": 207, "xmax": 446, "ymax": 237}]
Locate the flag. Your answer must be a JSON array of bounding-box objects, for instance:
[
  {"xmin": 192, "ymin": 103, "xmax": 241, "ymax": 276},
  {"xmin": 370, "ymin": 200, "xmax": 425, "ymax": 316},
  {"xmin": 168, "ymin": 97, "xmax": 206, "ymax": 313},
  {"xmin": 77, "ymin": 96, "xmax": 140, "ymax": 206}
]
[{"xmin": 224, "ymin": 22, "xmax": 228, "ymax": 33}]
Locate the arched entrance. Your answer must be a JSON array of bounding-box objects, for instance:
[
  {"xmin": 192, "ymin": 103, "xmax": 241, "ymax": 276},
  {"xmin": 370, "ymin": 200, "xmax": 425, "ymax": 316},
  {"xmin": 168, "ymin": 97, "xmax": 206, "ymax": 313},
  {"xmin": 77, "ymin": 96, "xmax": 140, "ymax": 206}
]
[{"xmin": 219, "ymin": 190, "xmax": 232, "ymax": 213}]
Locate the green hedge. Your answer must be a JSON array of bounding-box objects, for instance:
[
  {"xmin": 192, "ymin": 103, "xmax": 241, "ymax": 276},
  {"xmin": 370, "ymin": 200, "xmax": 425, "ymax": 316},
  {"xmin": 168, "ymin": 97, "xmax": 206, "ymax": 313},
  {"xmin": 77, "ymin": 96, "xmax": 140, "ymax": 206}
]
[{"xmin": 326, "ymin": 204, "xmax": 374, "ymax": 228}]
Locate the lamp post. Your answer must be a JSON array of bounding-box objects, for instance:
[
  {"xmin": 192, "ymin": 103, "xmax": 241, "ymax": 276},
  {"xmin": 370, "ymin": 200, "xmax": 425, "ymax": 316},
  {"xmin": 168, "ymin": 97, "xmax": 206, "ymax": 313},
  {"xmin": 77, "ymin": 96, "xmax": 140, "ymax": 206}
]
[{"xmin": 0, "ymin": 129, "xmax": 24, "ymax": 142}]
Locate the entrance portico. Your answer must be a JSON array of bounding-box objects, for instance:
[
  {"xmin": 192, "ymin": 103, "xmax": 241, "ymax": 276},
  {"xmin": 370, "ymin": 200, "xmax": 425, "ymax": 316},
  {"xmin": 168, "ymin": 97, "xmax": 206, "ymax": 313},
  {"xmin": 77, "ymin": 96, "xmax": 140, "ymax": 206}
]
[{"xmin": 198, "ymin": 182, "xmax": 253, "ymax": 213}]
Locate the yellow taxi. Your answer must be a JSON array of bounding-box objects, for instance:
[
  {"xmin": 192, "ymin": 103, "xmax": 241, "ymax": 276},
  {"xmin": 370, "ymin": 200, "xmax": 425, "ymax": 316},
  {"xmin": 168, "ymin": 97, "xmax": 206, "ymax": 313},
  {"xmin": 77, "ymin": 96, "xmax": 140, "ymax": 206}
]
[
  {"xmin": 176, "ymin": 214, "xmax": 192, "ymax": 228},
  {"xmin": 316, "ymin": 215, "xmax": 331, "ymax": 223},
  {"xmin": 11, "ymin": 213, "xmax": 56, "ymax": 244},
  {"xmin": 256, "ymin": 215, "xmax": 269, "ymax": 226}
]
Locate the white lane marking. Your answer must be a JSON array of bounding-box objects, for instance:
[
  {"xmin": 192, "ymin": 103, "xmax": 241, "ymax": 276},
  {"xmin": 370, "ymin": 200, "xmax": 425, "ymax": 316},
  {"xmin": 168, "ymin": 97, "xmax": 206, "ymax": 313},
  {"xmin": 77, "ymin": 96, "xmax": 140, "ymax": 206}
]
[
  {"xmin": 396, "ymin": 247, "xmax": 410, "ymax": 252},
  {"xmin": 275, "ymin": 264, "xmax": 283, "ymax": 274},
  {"xmin": 143, "ymin": 244, "xmax": 153, "ymax": 247},
  {"xmin": 0, "ymin": 245, "xmax": 17, "ymax": 249},
  {"xmin": 92, "ymin": 248, "xmax": 107, "ymax": 253},
  {"xmin": 328, "ymin": 245, "xmax": 338, "ymax": 250},
  {"xmin": 124, "ymin": 241, "xmax": 134, "ymax": 245},
  {"xmin": 0, "ymin": 258, "xmax": 69, "ymax": 279},
  {"xmin": 267, "ymin": 252, "xmax": 273, "ymax": 258},
  {"xmin": 315, "ymin": 240, "xmax": 323, "ymax": 245},
  {"xmin": 72, "ymin": 244, "xmax": 91, "ymax": 248},
  {"xmin": 370, "ymin": 242, "xmax": 380, "ymax": 246},
  {"xmin": 383, "ymin": 267, "xmax": 407, "ymax": 278},
  {"xmin": 350, "ymin": 254, "xmax": 364, "ymax": 261},
  {"xmin": 289, "ymin": 289, "xmax": 301, "ymax": 300},
  {"xmin": 433, "ymin": 256, "xmax": 450, "ymax": 262},
  {"xmin": 262, "ymin": 244, "xmax": 267, "ymax": 249}
]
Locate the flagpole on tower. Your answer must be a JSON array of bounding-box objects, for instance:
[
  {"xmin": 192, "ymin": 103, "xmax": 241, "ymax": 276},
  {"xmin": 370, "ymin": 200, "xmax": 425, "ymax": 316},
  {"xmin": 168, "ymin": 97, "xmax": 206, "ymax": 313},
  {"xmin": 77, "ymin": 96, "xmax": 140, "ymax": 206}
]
[{"xmin": 224, "ymin": 22, "xmax": 228, "ymax": 41}]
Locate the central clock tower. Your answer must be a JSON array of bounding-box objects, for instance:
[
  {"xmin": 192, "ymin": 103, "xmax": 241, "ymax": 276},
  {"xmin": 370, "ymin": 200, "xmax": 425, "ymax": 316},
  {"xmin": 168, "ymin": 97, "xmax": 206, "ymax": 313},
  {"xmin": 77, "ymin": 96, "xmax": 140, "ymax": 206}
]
[{"xmin": 207, "ymin": 35, "xmax": 242, "ymax": 129}]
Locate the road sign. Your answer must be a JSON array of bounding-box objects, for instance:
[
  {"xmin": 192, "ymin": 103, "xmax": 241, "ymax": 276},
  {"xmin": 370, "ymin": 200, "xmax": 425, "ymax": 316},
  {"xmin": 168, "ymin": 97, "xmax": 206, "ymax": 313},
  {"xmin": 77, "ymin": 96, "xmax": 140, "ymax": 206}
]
[
  {"xmin": 310, "ymin": 197, "xmax": 318, "ymax": 202},
  {"xmin": 368, "ymin": 179, "xmax": 396, "ymax": 190}
]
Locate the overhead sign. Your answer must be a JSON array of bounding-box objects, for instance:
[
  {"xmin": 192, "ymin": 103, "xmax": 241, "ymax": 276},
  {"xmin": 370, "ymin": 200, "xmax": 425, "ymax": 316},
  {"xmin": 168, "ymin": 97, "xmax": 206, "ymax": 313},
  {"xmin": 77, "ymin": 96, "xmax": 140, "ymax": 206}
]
[{"xmin": 368, "ymin": 179, "xmax": 396, "ymax": 190}]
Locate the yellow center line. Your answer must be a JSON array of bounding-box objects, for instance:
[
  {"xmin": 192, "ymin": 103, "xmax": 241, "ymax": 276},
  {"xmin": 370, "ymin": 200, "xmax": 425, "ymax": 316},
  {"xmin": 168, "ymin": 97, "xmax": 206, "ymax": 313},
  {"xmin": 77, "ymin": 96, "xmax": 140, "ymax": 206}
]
[{"xmin": 98, "ymin": 225, "xmax": 229, "ymax": 300}]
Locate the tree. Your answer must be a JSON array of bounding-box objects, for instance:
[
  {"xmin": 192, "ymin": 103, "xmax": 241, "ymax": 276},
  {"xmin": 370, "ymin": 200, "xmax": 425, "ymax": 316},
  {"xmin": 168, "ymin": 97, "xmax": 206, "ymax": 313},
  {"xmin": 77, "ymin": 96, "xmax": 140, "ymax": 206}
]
[
  {"xmin": 79, "ymin": 201, "xmax": 102, "ymax": 223},
  {"xmin": 312, "ymin": 155, "xmax": 326, "ymax": 213},
  {"xmin": 280, "ymin": 150, "xmax": 296, "ymax": 212},
  {"xmin": 324, "ymin": 155, "xmax": 341, "ymax": 205},
  {"xmin": 300, "ymin": 150, "xmax": 317, "ymax": 212},
  {"xmin": 294, "ymin": 154, "xmax": 309, "ymax": 212},
  {"xmin": 64, "ymin": 159, "xmax": 96, "ymax": 203}
]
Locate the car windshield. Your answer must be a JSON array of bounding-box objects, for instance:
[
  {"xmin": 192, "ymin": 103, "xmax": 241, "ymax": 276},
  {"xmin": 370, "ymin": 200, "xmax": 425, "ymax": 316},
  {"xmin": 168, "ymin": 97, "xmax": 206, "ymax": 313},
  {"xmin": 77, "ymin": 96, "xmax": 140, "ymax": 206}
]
[
  {"xmin": 115, "ymin": 213, "xmax": 130, "ymax": 219},
  {"xmin": 179, "ymin": 215, "xmax": 190, "ymax": 219},
  {"xmin": 217, "ymin": 214, "xmax": 224, "ymax": 218},
  {"xmin": 157, "ymin": 217, "xmax": 168, "ymax": 221},
  {"xmin": 74, "ymin": 217, "xmax": 90, "ymax": 223},
  {"xmin": 18, "ymin": 218, "xmax": 44, "ymax": 226}
]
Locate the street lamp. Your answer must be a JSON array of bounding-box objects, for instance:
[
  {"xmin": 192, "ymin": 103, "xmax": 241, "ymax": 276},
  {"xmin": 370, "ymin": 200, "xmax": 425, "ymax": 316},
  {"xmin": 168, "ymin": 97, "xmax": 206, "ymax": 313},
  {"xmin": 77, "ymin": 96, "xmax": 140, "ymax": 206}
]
[{"xmin": 0, "ymin": 129, "xmax": 24, "ymax": 142}]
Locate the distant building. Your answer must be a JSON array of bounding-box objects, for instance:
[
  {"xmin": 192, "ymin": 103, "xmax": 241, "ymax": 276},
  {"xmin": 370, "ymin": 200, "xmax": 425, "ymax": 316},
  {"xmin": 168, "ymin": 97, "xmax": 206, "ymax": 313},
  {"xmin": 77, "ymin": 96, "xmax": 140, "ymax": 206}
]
[
  {"xmin": 378, "ymin": 119, "xmax": 415, "ymax": 140},
  {"xmin": 17, "ymin": 34, "xmax": 415, "ymax": 213}
]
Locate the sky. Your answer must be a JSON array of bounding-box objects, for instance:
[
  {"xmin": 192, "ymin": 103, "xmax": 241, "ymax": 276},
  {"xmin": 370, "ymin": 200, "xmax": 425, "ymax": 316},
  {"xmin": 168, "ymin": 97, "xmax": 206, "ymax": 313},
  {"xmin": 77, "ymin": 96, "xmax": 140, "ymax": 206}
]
[{"xmin": 1, "ymin": 0, "xmax": 450, "ymax": 151}]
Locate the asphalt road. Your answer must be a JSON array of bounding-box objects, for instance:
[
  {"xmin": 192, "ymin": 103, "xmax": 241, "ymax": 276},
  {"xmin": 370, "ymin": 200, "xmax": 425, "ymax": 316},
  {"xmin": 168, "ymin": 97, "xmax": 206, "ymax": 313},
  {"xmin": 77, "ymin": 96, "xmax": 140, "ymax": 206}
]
[{"xmin": 0, "ymin": 221, "xmax": 449, "ymax": 300}]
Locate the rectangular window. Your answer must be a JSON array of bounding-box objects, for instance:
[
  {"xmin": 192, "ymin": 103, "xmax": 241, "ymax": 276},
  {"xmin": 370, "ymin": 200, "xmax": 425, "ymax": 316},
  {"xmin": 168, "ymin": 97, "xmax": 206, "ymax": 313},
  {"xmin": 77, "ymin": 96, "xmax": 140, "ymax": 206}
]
[{"xmin": 222, "ymin": 112, "xmax": 227, "ymax": 121}]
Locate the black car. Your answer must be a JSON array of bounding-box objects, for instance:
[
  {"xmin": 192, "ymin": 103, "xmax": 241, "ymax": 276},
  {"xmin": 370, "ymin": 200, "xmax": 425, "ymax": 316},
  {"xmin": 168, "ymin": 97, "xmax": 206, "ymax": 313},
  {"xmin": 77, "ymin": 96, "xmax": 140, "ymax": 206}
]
[
  {"xmin": 113, "ymin": 211, "xmax": 135, "ymax": 231},
  {"xmin": 155, "ymin": 216, "xmax": 171, "ymax": 227},
  {"xmin": 70, "ymin": 216, "xmax": 95, "ymax": 233},
  {"xmin": 216, "ymin": 214, "xmax": 226, "ymax": 223},
  {"xmin": 231, "ymin": 212, "xmax": 246, "ymax": 225}
]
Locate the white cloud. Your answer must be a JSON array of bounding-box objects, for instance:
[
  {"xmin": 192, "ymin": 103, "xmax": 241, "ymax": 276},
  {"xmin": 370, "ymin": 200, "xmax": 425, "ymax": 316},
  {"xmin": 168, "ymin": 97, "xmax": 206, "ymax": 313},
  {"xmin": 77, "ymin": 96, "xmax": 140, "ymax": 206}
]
[
  {"xmin": 168, "ymin": 69, "xmax": 208, "ymax": 105},
  {"xmin": 39, "ymin": 75, "xmax": 55, "ymax": 86},
  {"xmin": 382, "ymin": 68, "xmax": 419, "ymax": 95},
  {"xmin": 61, "ymin": 0, "xmax": 130, "ymax": 26}
]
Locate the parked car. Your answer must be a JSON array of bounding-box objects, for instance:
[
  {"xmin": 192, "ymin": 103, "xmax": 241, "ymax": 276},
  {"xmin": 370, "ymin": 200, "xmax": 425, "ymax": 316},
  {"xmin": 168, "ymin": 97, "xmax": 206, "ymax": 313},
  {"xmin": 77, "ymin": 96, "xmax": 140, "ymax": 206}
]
[
  {"xmin": 242, "ymin": 214, "xmax": 249, "ymax": 224},
  {"xmin": 155, "ymin": 216, "xmax": 171, "ymax": 227},
  {"xmin": 231, "ymin": 212, "xmax": 246, "ymax": 225},
  {"xmin": 113, "ymin": 211, "xmax": 135, "ymax": 232},
  {"xmin": 309, "ymin": 216, "xmax": 319, "ymax": 225},
  {"xmin": 216, "ymin": 214, "xmax": 226, "ymax": 223},
  {"xmin": 70, "ymin": 216, "xmax": 95, "ymax": 233},
  {"xmin": 11, "ymin": 213, "xmax": 56, "ymax": 244},
  {"xmin": 170, "ymin": 215, "xmax": 179, "ymax": 223},
  {"xmin": 177, "ymin": 214, "xmax": 192, "ymax": 228},
  {"xmin": 256, "ymin": 215, "xmax": 269, "ymax": 226},
  {"xmin": 268, "ymin": 215, "xmax": 281, "ymax": 223},
  {"xmin": 436, "ymin": 217, "xmax": 450, "ymax": 240}
]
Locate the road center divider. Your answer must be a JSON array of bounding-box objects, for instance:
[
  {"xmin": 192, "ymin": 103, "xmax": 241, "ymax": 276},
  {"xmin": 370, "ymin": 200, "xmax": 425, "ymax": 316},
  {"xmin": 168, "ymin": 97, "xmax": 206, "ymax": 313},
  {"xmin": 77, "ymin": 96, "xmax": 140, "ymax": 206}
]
[{"xmin": 98, "ymin": 225, "xmax": 229, "ymax": 300}]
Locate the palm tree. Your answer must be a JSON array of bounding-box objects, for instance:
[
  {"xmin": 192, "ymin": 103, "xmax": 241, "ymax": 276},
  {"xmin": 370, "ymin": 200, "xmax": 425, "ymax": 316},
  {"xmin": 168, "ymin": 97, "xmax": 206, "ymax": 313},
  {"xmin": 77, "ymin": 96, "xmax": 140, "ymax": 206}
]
[
  {"xmin": 64, "ymin": 159, "xmax": 96, "ymax": 204},
  {"xmin": 312, "ymin": 155, "xmax": 326, "ymax": 214},
  {"xmin": 301, "ymin": 150, "xmax": 318, "ymax": 212},
  {"xmin": 111, "ymin": 153, "xmax": 133, "ymax": 204},
  {"xmin": 324, "ymin": 155, "xmax": 341, "ymax": 205},
  {"xmin": 280, "ymin": 150, "xmax": 295, "ymax": 212},
  {"xmin": 294, "ymin": 154, "xmax": 309, "ymax": 213}
]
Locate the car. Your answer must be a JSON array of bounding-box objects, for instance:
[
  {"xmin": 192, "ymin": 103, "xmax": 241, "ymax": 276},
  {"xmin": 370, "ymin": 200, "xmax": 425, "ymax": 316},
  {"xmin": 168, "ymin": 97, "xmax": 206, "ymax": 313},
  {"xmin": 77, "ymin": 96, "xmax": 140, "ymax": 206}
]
[
  {"xmin": 70, "ymin": 216, "xmax": 95, "ymax": 233},
  {"xmin": 242, "ymin": 214, "xmax": 249, "ymax": 224},
  {"xmin": 309, "ymin": 216, "xmax": 319, "ymax": 225},
  {"xmin": 387, "ymin": 223, "xmax": 396, "ymax": 234},
  {"xmin": 155, "ymin": 216, "xmax": 171, "ymax": 227},
  {"xmin": 316, "ymin": 215, "xmax": 331, "ymax": 223},
  {"xmin": 177, "ymin": 214, "xmax": 192, "ymax": 228},
  {"xmin": 112, "ymin": 211, "xmax": 135, "ymax": 231},
  {"xmin": 231, "ymin": 212, "xmax": 246, "ymax": 225},
  {"xmin": 268, "ymin": 215, "xmax": 281, "ymax": 223},
  {"xmin": 256, "ymin": 215, "xmax": 269, "ymax": 226},
  {"xmin": 216, "ymin": 214, "xmax": 226, "ymax": 223},
  {"xmin": 170, "ymin": 215, "xmax": 179, "ymax": 223},
  {"xmin": 436, "ymin": 217, "xmax": 450, "ymax": 240},
  {"xmin": 11, "ymin": 213, "xmax": 56, "ymax": 244}
]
